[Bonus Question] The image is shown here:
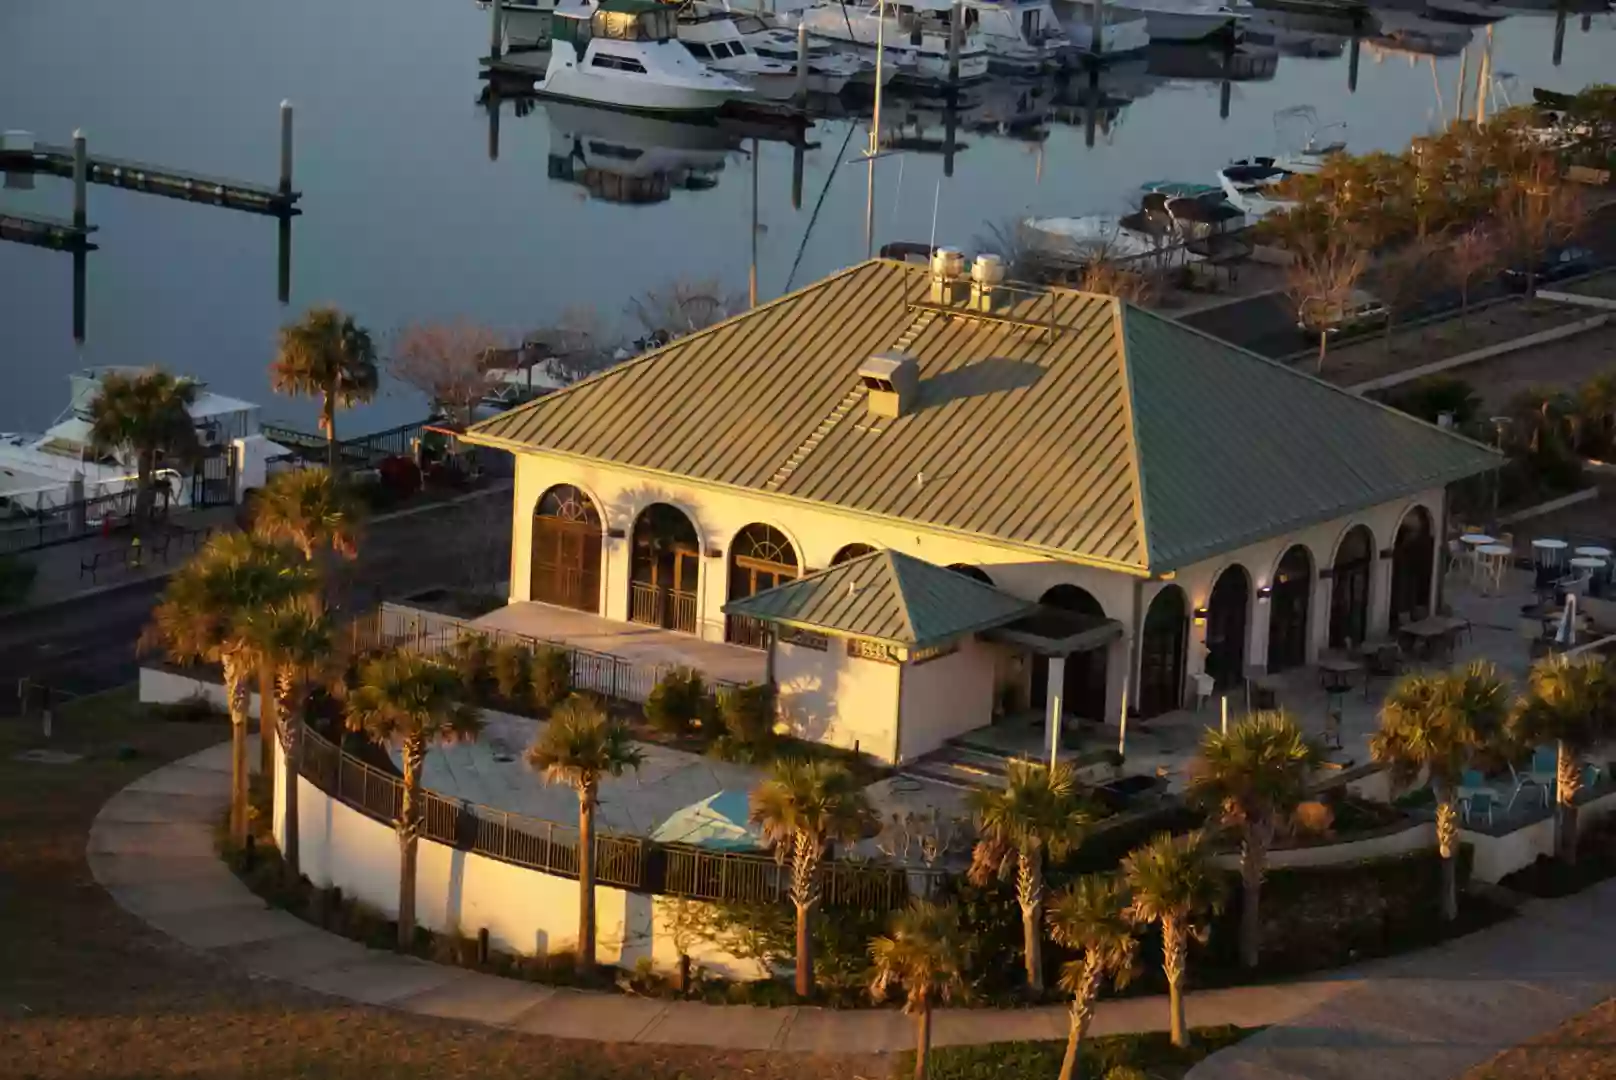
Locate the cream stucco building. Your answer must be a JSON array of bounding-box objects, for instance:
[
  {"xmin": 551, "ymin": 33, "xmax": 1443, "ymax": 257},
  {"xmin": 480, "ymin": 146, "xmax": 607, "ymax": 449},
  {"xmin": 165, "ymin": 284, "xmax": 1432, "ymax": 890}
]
[{"xmin": 461, "ymin": 257, "xmax": 1499, "ymax": 765}]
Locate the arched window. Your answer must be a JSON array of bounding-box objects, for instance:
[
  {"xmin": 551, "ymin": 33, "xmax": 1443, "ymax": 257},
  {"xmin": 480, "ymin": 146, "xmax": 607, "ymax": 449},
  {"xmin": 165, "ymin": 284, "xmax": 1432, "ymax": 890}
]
[
  {"xmin": 1330, "ymin": 525, "xmax": 1374, "ymax": 649},
  {"xmin": 628, "ymin": 503, "xmax": 700, "ymax": 634},
  {"xmin": 831, "ymin": 543, "xmax": 877, "ymax": 566},
  {"xmin": 1139, "ymin": 585, "xmax": 1188, "ymax": 718},
  {"xmin": 1390, "ymin": 507, "xmax": 1435, "ymax": 629},
  {"xmin": 726, "ymin": 524, "xmax": 799, "ymax": 647},
  {"xmin": 531, "ymin": 484, "xmax": 603, "ymax": 613},
  {"xmin": 1266, "ymin": 545, "xmax": 1314, "ymax": 672},
  {"xmin": 1204, "ymin": 565, "xmax": 1251, "ymax": 692},
  {"xmin": 947, "ymin": 563, "xmax": 994, "ymax": 585},
  {"xmin": 1032, "ymin": 585, "xmax": 1108, "ymax": 723}
]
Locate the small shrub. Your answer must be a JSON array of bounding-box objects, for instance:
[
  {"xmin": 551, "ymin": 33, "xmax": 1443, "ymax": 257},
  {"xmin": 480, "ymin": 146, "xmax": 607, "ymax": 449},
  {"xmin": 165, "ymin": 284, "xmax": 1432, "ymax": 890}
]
[
  {"xmin": 645, "ymin": 667, "xmax": 706, "ymax": 737},
  {"xmin": 448, "ymin": 632, "xmax": 495, "ymax": 702},
  {"xmin": 148, "ymin": 693, "xmax": 227, "ymax": 724},
  {"xmin": 377, "ymin": 455, "xmax": 422, "ymax": 499},
  {"xmin": 530, "ymin": 646, "xmax": 572, "ymax": 710},
  {"xmin": 711, "ymin": 683, "xmax": 776, "ymax": 761},
  {"xmin": 1291, "ymin": 800, "xmax": 1335, "ymax": 838},
  {"xmin": 491, "ymin": 642, "xmax": 532, "ymax": 704}
]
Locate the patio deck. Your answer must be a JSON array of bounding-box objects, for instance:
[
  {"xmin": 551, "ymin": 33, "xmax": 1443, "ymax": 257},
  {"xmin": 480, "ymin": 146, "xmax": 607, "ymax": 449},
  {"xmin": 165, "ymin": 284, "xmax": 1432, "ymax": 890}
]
[{"xmin": 473, "ymin": 601, "xmax": 766, "ymax": 686}]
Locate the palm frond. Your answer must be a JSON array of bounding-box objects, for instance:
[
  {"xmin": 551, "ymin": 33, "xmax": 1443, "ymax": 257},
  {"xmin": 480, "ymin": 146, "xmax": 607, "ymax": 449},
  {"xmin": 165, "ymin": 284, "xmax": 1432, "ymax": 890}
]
[
  {"xmin": 1185, "ymin": 710, "xmax": 1321, "ymax": 834},
  {"xmin": 868, "ymin": 900, "xmax": 971, "ymax": 1013},
  {"xmin": 750, "ymin": 758, "xmax": 876, "ymax": 855},
  {"xmin": 526, "ymin": 694, "xmax": 644, "ymax": 792},
  {"xmin": 251, "ymin": 467, "xmax": 365, "ymax": 560},
  {"xmin": 345, "ymin": 651, "xmax": 484, "ymax": 747},
  {"xmin": 1120, "ymin": 831, "xmax": 1226, "ymax": 930}
]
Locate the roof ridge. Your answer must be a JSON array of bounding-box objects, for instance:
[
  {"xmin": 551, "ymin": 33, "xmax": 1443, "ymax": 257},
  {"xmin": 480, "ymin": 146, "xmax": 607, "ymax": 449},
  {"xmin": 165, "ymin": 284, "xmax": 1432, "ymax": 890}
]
[
  {"xmin": 464, "ymin": 260, "xmax": 887, "ymax": 441},
  {"xmin": 1112, "ymin": 300, "xmax": 1155, "ymax": 571},
  {"xmin": 884, "ymin": 549, "xmax": 923, "ymax": 643}
]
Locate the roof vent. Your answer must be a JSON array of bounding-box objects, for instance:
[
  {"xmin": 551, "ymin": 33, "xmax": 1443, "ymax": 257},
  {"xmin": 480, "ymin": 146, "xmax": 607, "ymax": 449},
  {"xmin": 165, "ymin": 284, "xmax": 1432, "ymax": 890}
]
[
  {"xmin": 969, "ymin": 254, "xmax": 1005, "ymax": 312},
  {"xmin": 929, "ymin": 246, "xmax": 966, "ymax": 304},
  {"xmin": 860, "ymin": 351, "xmax": 919, "ymax": 420}
]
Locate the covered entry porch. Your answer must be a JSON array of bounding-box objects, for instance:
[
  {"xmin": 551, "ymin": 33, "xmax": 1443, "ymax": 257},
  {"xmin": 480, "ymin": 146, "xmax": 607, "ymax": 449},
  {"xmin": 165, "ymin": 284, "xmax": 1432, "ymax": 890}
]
[{"xmin": 986, "ymin": 606, "xmax": 1125, "ymax": 765}]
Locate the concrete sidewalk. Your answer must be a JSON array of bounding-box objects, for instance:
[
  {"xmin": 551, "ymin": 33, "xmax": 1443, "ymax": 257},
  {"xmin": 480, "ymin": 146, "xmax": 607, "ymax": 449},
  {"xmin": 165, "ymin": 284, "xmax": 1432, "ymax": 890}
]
[{"xmin": 88, "ymin": 743, "xmax": 1615, "ymax": 1064}]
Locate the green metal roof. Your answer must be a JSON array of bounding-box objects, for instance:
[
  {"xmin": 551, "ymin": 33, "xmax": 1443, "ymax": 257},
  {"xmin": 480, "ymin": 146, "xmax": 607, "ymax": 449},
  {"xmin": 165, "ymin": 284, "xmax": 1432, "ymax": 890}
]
[
  {"xmin": 466, "ymin": 260, "xmax": 1501, "ymax": 574},
  {"xmin": 722, "ymin": 549, "xmax": 1037, "ymax": 649}
]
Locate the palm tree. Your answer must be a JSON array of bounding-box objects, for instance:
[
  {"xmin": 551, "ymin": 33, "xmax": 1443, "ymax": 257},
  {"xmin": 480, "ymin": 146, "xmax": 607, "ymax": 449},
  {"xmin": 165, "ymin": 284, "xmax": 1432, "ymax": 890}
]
[
  {"xmin": 1184, "ymin": 711, "xmax": 1321, "ymax": 969},
  {"xmin": 527, "ymin": 695, "xmax": 643, "ymax": 972},
  {"xmin": 1511, "ymin": 655, "xmax": 1616, "ymax": 865},
  {"xmin": 1121, "ymin": 831, "xmax": 1226, "ymax": 1049},
  {"xmin": 750, "ymin": 759, "xmax": 876, "ymax": 998},
  {"xmin": 1371, "ymin": 662, "xmax": 1509, "ymax": 920},
  {"xmin": 240, "ymin": 603, "xmax": 333, "ymax": 882},
  {"xmin": 87, "ymin": 367, "xmax": 201, "ymax": 522},
  {"xmin": 967, "ymin": 759, "xmax": 1094, "ymax": 992},
  {"xmin": 869, "ymin": 900, "xmax": 970, "ymax": 1080},
  {"xmin": 145, "ymin": 534, "xmax": 314, "ymax": 846},
  {"xmin": 271, "ymin": 307, "xmax": 379, "ymax": 470},
  {"xmin": 345, "ymin": 651, "xmax": 483, "ymax": 948},
  {"xmin": 250, "ymin": 466, "xmax": 364, "ymax": 565},
  {"xmin": 1047, "ymin": 875, "xmax": 1139, "ymax": 1080}
]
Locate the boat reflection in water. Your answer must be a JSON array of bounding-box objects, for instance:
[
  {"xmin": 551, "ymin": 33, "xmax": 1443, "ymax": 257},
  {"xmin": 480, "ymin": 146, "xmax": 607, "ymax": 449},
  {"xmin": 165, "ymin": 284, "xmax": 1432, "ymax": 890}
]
[{"xmin": 543, "ymin": 101, "xmax": 735, "ymax": 203}]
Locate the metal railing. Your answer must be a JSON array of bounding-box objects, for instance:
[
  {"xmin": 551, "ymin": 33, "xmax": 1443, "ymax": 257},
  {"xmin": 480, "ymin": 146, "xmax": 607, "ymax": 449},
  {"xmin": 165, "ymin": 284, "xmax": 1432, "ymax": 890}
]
[
  {"xmin": 725, "ymin": 613, "xmax": 770, "ymax": 651},
  {"xmin": 260, "ymin": 419, "xmax": 428, "ymax": 469},
  {"xmin": 628, "ymin": 582, "xmax": 699, "ymax": 635},
  {"xmin": 296, "ymin": 722, "xmax": 929, "ymax": 908}
]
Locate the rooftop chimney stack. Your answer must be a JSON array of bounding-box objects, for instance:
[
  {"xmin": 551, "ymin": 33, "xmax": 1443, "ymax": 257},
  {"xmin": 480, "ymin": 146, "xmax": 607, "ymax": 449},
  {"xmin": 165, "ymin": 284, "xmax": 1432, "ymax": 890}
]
[
  {"xmin": 929, "ymin": 246, "xmax": 966, "ymax": 304},
  {"xmin": 970, "ymin": 253, "xmax": 1005, "ymax": 312},
  {"xmin": 859, "ymin": 352, "xmax": 919, "ymax": 420}
]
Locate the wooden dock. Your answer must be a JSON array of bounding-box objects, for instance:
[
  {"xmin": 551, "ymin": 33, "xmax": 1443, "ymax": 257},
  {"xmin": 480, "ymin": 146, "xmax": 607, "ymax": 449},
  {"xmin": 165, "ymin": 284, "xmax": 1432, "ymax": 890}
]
[
  {"xmin": 0, "ymin": 144, "xmax": 299, "ymax": 216},
  {"xmin": 0, "ymin": 207, "xmax": 97, "ymax": 252}
]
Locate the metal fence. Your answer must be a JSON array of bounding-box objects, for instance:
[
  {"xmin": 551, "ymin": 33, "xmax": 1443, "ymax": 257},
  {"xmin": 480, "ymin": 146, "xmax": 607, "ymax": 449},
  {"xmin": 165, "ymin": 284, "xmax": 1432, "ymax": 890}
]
[
  {"xmin": 261, "ymin": 420, "xmax": 428, "ymax": 469},
  {"xmin": 296, "ymin": 722, "xmax": 928, "ymax": 909}
]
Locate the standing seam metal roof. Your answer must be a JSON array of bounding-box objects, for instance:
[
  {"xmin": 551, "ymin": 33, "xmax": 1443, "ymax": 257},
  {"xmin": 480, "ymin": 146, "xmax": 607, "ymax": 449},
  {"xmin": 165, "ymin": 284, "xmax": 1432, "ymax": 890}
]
[{"xmin": 466, "ymin": 259, "xmax": 1500, "ymax": 574}]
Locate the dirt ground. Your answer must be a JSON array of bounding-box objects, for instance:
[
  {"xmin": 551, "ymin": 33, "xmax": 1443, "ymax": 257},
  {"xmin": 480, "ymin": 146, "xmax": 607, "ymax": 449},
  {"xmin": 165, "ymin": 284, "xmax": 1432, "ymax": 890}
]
[
  {"xmin": 0, "ymin": 696, "xmax": 881, "ymax": 1080},
  {"xmin": 1461, "ymin": 321, "xmax": 1616, "ymax": 413},
  {"xmin": 1463, "ymin": 997, "xmax": 1616, "ymax": 1080}
]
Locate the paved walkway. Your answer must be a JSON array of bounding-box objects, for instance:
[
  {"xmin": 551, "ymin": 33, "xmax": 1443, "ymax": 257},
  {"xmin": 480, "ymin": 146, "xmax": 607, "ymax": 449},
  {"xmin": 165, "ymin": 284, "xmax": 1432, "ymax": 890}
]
[{"xmin": 90, "ymin": 744, "xmax": 1616, "ymax": 1065}]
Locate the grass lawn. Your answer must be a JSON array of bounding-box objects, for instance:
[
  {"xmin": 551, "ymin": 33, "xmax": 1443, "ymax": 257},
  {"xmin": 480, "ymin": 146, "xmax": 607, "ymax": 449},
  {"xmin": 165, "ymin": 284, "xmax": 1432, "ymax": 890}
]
[
  {"xmin": 0, "ymin": 685, "xmax": 880, "ymax": 1080},
  {"xmin": 905, "ymin": 1026, "xmax": 1255, "ymax": 1080},
  {"xmin": 1463, "ymin": 998, "xmax": 1616, "ymax": 1080}
]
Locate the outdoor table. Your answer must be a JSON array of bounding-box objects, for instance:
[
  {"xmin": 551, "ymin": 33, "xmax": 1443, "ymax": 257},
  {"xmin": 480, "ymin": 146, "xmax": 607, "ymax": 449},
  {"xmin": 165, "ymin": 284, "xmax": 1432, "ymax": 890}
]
[
  {"xmin": 1460, "ymin": 534, "xmax": 1496, "ymax": 546},
  {"xmin": 1317, "ymin": 655, "xmax": 1362, "ymax": 693},
  {"xmin": 1575, "ymin": 545, "xmax": 1613, "ymax": 559},
  {"xmin": 1571, "ymin": 556, "xmax": 1608, "ymax": 572},
  {"xmin": 1532, "ymin": 538, "xmax": 1568, "ymax": 566},
  {"xmin": 1399, "ymin": 615, "xmax": 1469, "ymax": 661},
  {"xmin": 1477, "ymin": 543, "xmax": 1513, "ymax": 594}
]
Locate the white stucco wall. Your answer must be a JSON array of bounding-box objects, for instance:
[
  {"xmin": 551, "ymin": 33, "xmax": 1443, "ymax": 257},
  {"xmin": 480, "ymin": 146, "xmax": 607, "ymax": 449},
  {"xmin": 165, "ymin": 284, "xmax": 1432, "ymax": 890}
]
[
  {"xmin": 278, "ymin": 740, "xmax": 766, "ymax": 980},
  {"xmin": 507, "ymin": 451, "xmax": 1448, "ymax": 726},
  {"xmin": 1210, "ymin": 821, "xmax": 1435, "ymax": 871},
  {"xmin": 774, "ymin": 637, "xmax": 901, "ymax": 761},
  {"xmin": 898, "ymin": 638, "xmax": 997, "ymax": 762},
  {"xmin": 1463, "ymin": 788, "xmax": 1616, "ymax": 883}
]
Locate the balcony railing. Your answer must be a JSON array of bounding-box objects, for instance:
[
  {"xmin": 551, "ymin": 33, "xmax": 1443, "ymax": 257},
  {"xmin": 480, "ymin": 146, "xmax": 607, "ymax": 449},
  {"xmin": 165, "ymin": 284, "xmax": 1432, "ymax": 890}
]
[
  {"xmin": 725, "ymin": 613, "xmax": 770, "ymax": 651},
  {"xmin": 628, "ymin": 581, "xmax": 698, "ymax": 635}
]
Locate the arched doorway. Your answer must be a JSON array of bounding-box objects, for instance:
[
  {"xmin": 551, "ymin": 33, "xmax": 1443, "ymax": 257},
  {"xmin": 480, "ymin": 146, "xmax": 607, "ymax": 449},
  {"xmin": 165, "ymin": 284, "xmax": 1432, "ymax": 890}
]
[
  {"xmin": 1329, "ymin": 526, "xmax": 1374, "ymax": 649},
  {"xmin": 628, "ymin": 503, "xmax": 700, "ymax": 634},
  {"xmin": 530, "ymin": 484, "xmax": 603, "ymax": 613},
  {"xmin": 948, "ymin": 563, "xmax": 994, "ymax": 585},
  {"xmin": 726, "ymin": 524, "xmax": 799, "ymax": 648},
  {"xmin": 1390, "ymin": 507, "xmax": 1435, "ymax": 629},
  {"xmin": 1266, "ymin": 546, "xmax": 1313, "ymax": 672},
  {"xmin": 1204, "ymin": 565, "xmax": 1250, "ymax": 691},
  {"xmin": 1031, "ymin": 585, "xmax": 1109, "ymax": 722},
  {"xmin": 832, "ymin": 543, "xmax": 877, "ymax": 566},
  {"xmin": 1139, "ymin": 585, "xmax": 1188, "ymax": 718}
]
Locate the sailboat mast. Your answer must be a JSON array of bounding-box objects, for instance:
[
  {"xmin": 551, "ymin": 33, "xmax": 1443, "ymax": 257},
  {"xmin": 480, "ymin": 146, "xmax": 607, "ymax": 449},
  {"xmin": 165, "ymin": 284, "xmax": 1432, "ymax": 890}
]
[{"xmin": 866, "ymin": 0, "xmax": 885, "ymax": 257}]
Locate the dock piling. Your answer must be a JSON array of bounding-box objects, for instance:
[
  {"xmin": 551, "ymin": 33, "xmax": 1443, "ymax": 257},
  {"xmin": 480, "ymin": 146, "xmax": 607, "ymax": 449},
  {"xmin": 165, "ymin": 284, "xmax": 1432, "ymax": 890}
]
[
  {"xmin": 1553, "ymin": 5, "xmax": 1566, "ymax": 66},
  {"xmin": 1347, "ymin": 28, "xmax": 1360, "ymax": 93},
  {"xmin": 71, "ymin": 130, "xmax": 87, "ymax": 231},
  {"xmin": 1090, "ymin": 0, "xmax": 1104, "ymax": 63},
  {"xmin": 491, "ymin": 0, "xmax": 505, "ymax": 60},
  {"xmin": 279, "ymin": 101, "xmax": 294, "ymax": 199},
  {"xmin": 948, "ymin": 0, "xmax": 962, "ymax": 86},
  {"xmin": 72, "ymin": 251, "xmax": 86, "ymax": 343},
  {"xmin": 795, "ymin": 22, "xmax": 809, "ymax": 104},
  {"xmin": 791, "ymin": 139, "xmax": 804, "ymax": 211},
  {"xmin": 277, "ymin": 215, "xmax": 292, "ymax": 305}
]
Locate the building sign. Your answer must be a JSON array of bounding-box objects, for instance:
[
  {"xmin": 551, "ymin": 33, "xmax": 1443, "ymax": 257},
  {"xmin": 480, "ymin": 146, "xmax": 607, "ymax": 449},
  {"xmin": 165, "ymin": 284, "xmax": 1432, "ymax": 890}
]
[
  {"xmin": 847, "ymin": 637, "xmax": 901, "ymax": 664},
  {"xmin": 779, "ymin": 626, "xmax": 829, "ymax": 651},
  {"xmin": 908, "ymin": 643, "xmax": 957, "ymax": 666}
]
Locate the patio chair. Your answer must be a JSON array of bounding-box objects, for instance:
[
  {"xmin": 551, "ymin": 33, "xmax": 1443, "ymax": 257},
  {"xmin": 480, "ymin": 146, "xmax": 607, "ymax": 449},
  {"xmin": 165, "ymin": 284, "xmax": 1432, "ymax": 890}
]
[
  {"xmin": 1583, "ymin": 763, "xmax": 1602, "ymax": 792},
  {"xmin": 1462, "ymin": 768, "xmax": 1487, "ymax": 789},
  {"xmin": 1190, "ymin": 671, "xmax": 1214, "ymax": 712},
  {"xmin": 1462, "ymin": 788, "xmax": 1497, "ymax": 827}
]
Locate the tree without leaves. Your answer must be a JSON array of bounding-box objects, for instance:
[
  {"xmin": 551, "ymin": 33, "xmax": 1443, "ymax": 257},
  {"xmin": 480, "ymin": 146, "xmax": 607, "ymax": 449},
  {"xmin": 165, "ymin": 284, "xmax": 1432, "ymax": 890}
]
[
  {"xmin": 86, "ymin": 368, "xmax": 201, "ymax": 523},
  {"xmin": 967, "ymin": 760, "xmax": 1094, "ymax": 992},
  {"xmin": 527, "ymin": 695, "xmax": 644, "ymax": 972},
  {"xmin": 1370, "ymin": 661, "xmax": 1509, "ymax": 921},
  {"xmin": 271, "ymin": 307, "xmax": 380, "ymax": 470},
  {"xmin": 870, "ymin": 900, "xmax": 971, "ymax": 1080},
  {"xmin": 521, "ymin": 305, "xmax": 623, "ymax": 387},
  {"xmin": 1447, "ymin": 226, "xmax": 1500, "ymax": 325},
  {"xmin": 1510, "ymin": 655, "xmax": 1616, "ymax": 865},
  {"xmin": 1047, "ymin": 875, "xmax": 1140, "ymax": 1080},
  {"xmin": 626, "ymin": 278, "xmax": 743, "ymax": 342},
  {"xmin": 144, "ymin": 534, "xmax": 316, "ymax": 846},
  {"xmin": 1277, "ymin": 227, "xmax": 1368, "ymax": 373},
  {"xmin": 1494, "ymin": 161, "xmax": 1586, "ymax": 298},
  {"xmin": 345, "ymin": 652, "xmax": 484, "ymax": 948},
  {"xmin": 1375, "ymin": 237, "xmax": 1437, "ymax": 355},
  {"xmin": 389, "ymin": 320, "xmax": 506, "ymax": 429},
  {"xmin": 750, "ymin": 758, "xmax": 877, "ymax": 998},
  {"xmin": 1184, "ymin": 711, "xmax": 1321, "ymax": 970},
  {"xmin": 1121, "ymin": 830, "xmax": 1226, "ymax": 1048}
]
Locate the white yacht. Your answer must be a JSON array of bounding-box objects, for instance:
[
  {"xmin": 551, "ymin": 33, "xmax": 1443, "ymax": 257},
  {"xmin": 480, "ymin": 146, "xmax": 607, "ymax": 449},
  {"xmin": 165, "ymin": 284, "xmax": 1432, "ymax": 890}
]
[
  {"xmin": 1110, "ymin": 0, "xmax": 1244, "ymax": 41},
  {"xmin": 543, "ymin": 0, "xmax": 750, "ymax": 113},
  {"xmin": 498, "ymin": 0, "xmax": 560, "ymax": 49},
  {"xmin": 1215, "ymin": 107, "xmax": 1345, "ymax": 218},
  {"xmin": 737, "ymin": 17, "xmax": 890, "ymax": 90},
  {"xmin": 544, "ymin": 100, "xmax": 732, "ymax": 203},
  {"xmin": 1052, "ymin": 0, "xmax": 1152, "ymax": 56},
  {"xmin": 959, "ymin": 0, "xmax": 1072, "ymax": 73},
  {"xmin": 791, "ymin": 0, "xmax": 992, "ymax": 86},
  {"xmin": 678, "ymin": 5, "xmax": 851, "ymax": 96}
]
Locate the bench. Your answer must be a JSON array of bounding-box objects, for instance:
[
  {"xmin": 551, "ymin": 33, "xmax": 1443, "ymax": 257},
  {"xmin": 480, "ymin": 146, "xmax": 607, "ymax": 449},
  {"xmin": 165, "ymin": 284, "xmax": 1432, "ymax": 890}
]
[{"xmin": 78, "ymin": 549, "xmax": 123, "ymax": 583}]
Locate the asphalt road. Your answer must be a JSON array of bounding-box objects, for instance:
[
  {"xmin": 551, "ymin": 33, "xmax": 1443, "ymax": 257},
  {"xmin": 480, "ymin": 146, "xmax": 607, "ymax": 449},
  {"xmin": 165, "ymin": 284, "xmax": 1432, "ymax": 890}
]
[{"xmin": 1179, "ymin": 201, "xmax": 1616, "ymax": 360}]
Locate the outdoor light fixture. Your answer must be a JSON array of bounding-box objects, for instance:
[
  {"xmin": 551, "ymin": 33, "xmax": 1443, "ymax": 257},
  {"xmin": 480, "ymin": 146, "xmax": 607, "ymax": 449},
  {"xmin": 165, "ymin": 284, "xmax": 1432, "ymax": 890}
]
[
  {"xmin": 705, "ymin": 546, "xmax": 723, "ymax": 559},
  {"xmin": 1257, "ymin": 585, "xmax": 1273, "ymax": 601},
  {"xmin": 1192, "ymin": 606, "xmax": 1209, "ymax": 625}
]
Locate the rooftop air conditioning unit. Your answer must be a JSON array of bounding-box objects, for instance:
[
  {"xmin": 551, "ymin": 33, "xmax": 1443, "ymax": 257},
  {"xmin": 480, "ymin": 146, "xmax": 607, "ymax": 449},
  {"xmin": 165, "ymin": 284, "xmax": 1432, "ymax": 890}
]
[
  {"xmin": 929, "ymin": 246, "xmax": 966, "ymax": 304},
  {"xmin": 859, "ymin": 352, "xmax": 918, "ymax": 420},
  {"xmin": 970, "ymin": 253, "xmax": 1005, "ymax": 312}
]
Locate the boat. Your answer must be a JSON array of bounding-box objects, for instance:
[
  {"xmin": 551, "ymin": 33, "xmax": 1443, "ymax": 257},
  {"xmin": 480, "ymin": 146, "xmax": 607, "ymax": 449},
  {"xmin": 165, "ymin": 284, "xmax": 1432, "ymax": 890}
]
[
  {"xmin": 498, "ymin": 0, "xmax": 560, "ymax": 48},
  {"xmin": 541, "ymin": 0, "xmax": 750, "ymax": 113},
  {"xmin": 1052, "ymin": 0, "xmax": 1153, "ymax": 56},
  {"xmin": 1235, "ymin": 3, "xmax": 1345, "ymax": 53},
  {"xmin": 675, "ymin": 3, "xmax": 850, "ymax": 96},
  {"xmin": 789, "ymin": 0, "xmax": 992, "ymax": 86},
  {"xmin": 1362, "ymin": 7, "xmax": 1473, "ymax": 56},
  {"xmin": 730, "ymin": 13, "xmax": 886, "ymax": 90},
  {"xmin": 1110, "ymin": 0, "xmax": 1246, "ymax": 41},
  {"xmin": 1415, "ymin": 0, "xmax": 1508, "ymax": 23},
  {"xmin": 0, "ymin": 369, "xmax": 273, "ymax": 517},
  {"xmin": 1215, "ymin": 105, "xmax": 1344, "ymax": 218},
  {"xmin": 543, "ymin": 100, "xmax": 733, "ymax": 202},
  {"xmin": 958, "ymin": 0, "xmax": 1073, "ymax": 73}
]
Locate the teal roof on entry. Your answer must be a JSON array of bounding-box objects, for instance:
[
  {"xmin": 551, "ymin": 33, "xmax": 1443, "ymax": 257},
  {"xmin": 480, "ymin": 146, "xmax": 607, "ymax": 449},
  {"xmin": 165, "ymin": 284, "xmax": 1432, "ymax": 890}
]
[{"xmin": 723, "ymin": 549, "xmax": 1036, "ymax": 650}]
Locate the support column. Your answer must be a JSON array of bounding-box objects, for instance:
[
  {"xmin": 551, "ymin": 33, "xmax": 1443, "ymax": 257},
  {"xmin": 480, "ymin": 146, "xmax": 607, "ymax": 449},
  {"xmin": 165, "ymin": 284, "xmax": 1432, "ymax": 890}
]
[{"xmin": 1045, "ymin": 654, "xmax": 1065, "ymax": 768}]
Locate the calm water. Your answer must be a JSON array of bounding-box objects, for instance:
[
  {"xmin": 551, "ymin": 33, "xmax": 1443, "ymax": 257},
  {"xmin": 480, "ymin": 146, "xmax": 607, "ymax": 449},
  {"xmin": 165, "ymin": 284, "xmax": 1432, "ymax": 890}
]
[{"xmin": 0, "ymin": 0, "xmax": 1611, "ymax": 432}]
